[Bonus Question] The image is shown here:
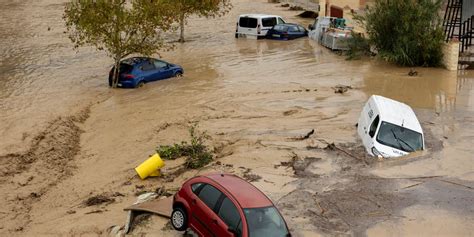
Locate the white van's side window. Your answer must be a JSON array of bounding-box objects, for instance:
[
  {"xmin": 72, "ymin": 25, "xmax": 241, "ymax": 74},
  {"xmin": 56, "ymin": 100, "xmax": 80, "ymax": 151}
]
[
  {"xmin": 239, "ymin": 17, "xmax": 258, "ymax": 28},
  {"xmin": 278, "ymin": 17, "xmax": 285, "ymax": 24},
  {"xmin": 262, "ymin": 17, "xmax": 277, "ymax": 27},
  {"xmin": 369, "ymin": 115, "xmax": 379, "ymax": 138}
]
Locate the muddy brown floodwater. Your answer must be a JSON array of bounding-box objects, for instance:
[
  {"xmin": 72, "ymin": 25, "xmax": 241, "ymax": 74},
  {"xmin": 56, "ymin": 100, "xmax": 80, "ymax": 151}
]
[{"xmin": 1, "ymin": 0, "xmax": 473, "ymax": 236}]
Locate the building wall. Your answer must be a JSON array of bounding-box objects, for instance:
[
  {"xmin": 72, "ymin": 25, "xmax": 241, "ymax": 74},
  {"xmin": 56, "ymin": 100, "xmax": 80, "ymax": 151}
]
[
  {"xmin": 326, "ymin": 0, "xmax": 358, "ymax": 17},
  {"xmin": 462, "ymin": 0, "xmax": 474, "ymax": 22}
]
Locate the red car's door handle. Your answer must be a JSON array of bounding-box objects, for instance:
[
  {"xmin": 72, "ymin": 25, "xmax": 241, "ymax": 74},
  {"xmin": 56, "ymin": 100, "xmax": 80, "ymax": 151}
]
[{"xmin": 212, "ymin": 219, "xmax": 218, "ymax": 224}]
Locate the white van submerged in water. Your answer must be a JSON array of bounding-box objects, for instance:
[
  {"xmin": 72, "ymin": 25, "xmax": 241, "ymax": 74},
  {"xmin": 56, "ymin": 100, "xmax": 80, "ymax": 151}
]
[
  {"xmin": 235, "ymin": 14, "xmax": 286, "ymax": 39},
  {"xmin": 357, "ymin": 95, "xmax": 425, "ymax": 158}
]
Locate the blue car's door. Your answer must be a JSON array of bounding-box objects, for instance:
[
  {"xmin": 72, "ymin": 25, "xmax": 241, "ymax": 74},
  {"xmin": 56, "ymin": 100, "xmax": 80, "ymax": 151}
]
[
  {"xmin": 288, "ymin": 25, "xmax": 300, "ymax": 39},
  {"xmin": 297, "ymin": 25, "xmax": 307, "ymax": 37},
  {"xmin": 139, "ymin": 60, "xmax": 157, "ymax": 82},
  {"xmin": 153, "ymin": 59, "xmax": 173, "ymax": 79}
]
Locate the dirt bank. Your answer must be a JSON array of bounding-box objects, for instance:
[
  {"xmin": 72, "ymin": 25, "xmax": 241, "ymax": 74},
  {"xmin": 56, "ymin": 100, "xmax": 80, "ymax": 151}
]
[{"xmin": 0, "ymin": 107, "xmax": 90, "ymax": 233}]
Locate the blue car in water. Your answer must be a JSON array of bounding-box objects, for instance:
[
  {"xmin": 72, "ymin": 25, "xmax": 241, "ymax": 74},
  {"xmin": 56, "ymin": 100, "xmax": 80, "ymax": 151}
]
[
  {"xmin": 266, "ymin": 23, "xmax": 308, "ymax": 40},
  {"xmin": 108, "ymin": 57, "xmax": 183, "ymax": 88}
]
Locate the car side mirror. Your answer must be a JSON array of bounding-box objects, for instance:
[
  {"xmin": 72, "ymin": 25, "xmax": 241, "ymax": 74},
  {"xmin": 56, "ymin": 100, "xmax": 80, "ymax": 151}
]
[
  {"xmin": 227, "ymin": 227, "xmax": 238, "ymax": 236},
  {"xmin": 308, "ymin": 24, "xmax": 314, "ymax": 30}
]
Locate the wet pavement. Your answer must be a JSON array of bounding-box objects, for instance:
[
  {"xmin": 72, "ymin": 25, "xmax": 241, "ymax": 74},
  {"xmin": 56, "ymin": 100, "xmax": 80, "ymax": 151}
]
[{"xmin": 0, "ymin": 0, "xmax": 473, "ymax": 236}]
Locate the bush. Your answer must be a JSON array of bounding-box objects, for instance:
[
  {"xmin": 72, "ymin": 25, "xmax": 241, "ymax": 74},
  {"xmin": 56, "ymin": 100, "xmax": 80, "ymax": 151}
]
[
  {"xmin": 355, "ymin": 0, "xmax": 444, "ymax": 67},
  {"xmin": 346, "ymin": 32, "xmax": 371, "ymax": 60},
  {"xmin": 157, "ymin": 123, "xmax": 213, "ymax": 169}
]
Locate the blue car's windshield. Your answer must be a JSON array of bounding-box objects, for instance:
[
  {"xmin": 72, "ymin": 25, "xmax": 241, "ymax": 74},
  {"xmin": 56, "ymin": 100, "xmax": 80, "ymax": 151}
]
[
  {"xmin": 376, "ymin": 121, "xmax": 423, "ymax": 152},
  {"xmin": 273, "ymin": 25, "xmax": 288, "ymax": 31},
  {"xmin": 244, "ymin": 206, "xmax": 289, "ymax": 237},
  {"xmin": 288, "ymin": 26, "xmax": 299, "ymax": 32}
]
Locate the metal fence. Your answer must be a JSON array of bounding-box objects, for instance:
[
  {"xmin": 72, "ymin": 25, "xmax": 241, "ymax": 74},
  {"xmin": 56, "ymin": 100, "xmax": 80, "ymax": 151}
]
[{"xmin": 460, "ymin": 16, "xmax": 474, "ymax": 52}]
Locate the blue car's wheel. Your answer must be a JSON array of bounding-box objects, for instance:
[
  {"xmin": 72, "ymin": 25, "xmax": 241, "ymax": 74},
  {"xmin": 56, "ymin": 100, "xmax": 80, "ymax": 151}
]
[
  {"xmin": 174, "ymin": 71, "xmax": 183, "ymax": 78},
  {"xmin": 136, "ymin": 81, "xmax": 145, "ymax": 88}
]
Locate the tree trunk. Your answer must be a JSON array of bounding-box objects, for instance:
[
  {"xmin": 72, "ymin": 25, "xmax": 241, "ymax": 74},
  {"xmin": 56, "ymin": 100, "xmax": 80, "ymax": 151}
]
[
  {"xmin": 179, "ymin": 13, "xmax": 185, "ymax": 43},
  {"xmin": 112, "ymin": 58, "xmax": 121, "ymax": 88}
]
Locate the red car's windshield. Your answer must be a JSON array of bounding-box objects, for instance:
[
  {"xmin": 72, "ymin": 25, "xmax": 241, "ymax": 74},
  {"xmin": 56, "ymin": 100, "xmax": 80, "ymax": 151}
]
[{"xmin": 244, "ymin": 206, "xmax": 289, "ymax": 237}]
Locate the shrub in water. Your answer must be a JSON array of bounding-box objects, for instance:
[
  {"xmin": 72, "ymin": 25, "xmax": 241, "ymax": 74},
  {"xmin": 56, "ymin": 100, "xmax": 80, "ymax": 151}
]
[
  {"xmin": 355, "ymin": 0, "xmax": 444, "ymax": 67},
  {"xmin": 157, "ymin": 123, "xmax": 213, "ymax": 169}
]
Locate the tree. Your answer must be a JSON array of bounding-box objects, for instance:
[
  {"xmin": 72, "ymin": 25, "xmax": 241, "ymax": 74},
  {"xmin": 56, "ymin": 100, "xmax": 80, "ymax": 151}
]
[
  {"xmin": 165, "ymin": 0, "xmax": 232, "ymax": 42},
  {"xmin": 355, "ymin": 0, "xmax": 444, "ymax": 67},
  {"xmin": 63, "ymin": 0, "xmax": 175, "ymax": 88}
]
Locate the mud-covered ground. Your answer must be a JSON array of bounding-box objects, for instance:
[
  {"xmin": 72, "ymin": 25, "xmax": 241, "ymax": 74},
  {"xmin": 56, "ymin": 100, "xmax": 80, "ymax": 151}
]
[{"xmin": 1, "ymin": 0, "xmax": 473, "ymax": 236}]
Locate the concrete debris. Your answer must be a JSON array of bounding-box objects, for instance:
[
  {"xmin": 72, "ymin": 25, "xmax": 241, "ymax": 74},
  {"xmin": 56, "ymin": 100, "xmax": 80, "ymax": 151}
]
[{"xmin": 333, "ymin": 85, "xmax": 353, "ymax": 94}]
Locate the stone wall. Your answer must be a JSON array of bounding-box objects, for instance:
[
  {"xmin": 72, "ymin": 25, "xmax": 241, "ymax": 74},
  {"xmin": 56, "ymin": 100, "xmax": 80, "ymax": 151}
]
[
  {"xmin": 280, "ymin": 0, "xmax": 320, "ymax": 11},
  {"xmin": 442, "ymin": 41, "xmax": 460, "ymax": 71}
]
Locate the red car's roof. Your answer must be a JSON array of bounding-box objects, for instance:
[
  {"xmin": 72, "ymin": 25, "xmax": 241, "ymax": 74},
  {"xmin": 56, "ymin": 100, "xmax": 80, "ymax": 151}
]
[{"xmin": 202, "ymin": 173, "xmax": 273, "ymax": 209}]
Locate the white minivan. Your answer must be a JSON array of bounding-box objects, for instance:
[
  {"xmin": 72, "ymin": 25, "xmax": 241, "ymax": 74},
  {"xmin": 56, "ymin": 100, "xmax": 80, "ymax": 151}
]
[
  {"xmin": 357, "ymin": 95, "xmax": 425, "ymax": 158},
  {"xmin": 235, "ymin": 14, "xmax": 286, "ymax": 39}
]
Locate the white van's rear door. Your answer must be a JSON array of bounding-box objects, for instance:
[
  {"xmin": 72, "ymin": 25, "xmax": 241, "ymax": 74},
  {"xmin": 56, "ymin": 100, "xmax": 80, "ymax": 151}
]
[{"xmin": 238, "ymin": 17, "xmax": 258, "ymax": 37}]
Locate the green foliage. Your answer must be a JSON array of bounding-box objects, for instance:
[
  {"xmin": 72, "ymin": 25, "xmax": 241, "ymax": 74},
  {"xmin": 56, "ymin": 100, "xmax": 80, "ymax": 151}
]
[
  {"xmin": 346, "ymin": 32, "xmax": 371, "ymax": 60},
  {"xmin": 157, "ymin": 123, "xmax": 213, "ymax": 169},
  {"xmin": 159, "ymin": 0, "xmax": 232, "ymax": 42},
  {"xmin": 354, "ymin": 0, "xmax": 444, "ymax": 67},
  {"xmin": 63, "ymin": 0, "xmax": 175, "ymax": 87},
  {"xmin": 156, "ymin": 143, "xmax": 186, "ymax": 160}
]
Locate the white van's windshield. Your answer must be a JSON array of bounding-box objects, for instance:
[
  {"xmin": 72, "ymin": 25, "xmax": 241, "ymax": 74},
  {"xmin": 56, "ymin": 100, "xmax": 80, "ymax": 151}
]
[{"xmin": 376, "ymin": 121, "xmax": 423, "ymax": 152}]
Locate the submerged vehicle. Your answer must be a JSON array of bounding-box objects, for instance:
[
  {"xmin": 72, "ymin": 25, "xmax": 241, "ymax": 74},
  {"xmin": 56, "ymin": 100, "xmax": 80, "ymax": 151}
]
[
  {"xmin": 266, "ymin": 23, "xmax": 308, "ymax": 40},
  {"xmin": 171, "ymin": 173, "xmax": 291, "ymax": 237},
  {"xmin": 108, "ymin": 57, "xmax": 183, "ymax": 88},
  {"xmin": 235, "ymin": 14, "xmax": 286, "ymax": 39},
  {"xmin": 308, "ymin": 16, "xmax": 352, "ymax": 50},
  {"xmin": 357, "ymin": 95, "xmax": 425, "ymax": 158}
]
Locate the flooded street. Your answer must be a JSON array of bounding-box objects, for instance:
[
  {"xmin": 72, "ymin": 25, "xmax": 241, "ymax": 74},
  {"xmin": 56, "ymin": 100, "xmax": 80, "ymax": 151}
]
[
  {"xmin": 0, "ymin": 0, "xmax": 473, "ymax": 236},
  {"xmin": 0, "ymin": 0, "xmax": 111, "ymax": 154}
]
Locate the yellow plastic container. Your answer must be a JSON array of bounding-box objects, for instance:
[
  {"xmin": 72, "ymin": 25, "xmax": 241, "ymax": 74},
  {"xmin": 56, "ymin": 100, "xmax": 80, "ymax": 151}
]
[{"xmin": 135, "ymin": 153, "xmax": 165, "ymax": 179}]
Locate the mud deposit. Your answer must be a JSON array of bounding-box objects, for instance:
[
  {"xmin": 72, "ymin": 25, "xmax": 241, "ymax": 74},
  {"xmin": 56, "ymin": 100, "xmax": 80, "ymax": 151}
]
[
  {"xmin": 0, "ymin": 108, "xmax": 89, "ymax": 232},
  {"xmin": 1, "ymin": 0, "xmax": 474, "ymax": 236}
]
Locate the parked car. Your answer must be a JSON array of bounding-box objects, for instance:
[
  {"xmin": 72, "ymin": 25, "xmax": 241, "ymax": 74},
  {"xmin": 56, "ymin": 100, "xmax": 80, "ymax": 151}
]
[
  {"xmin": 171, "ymin": 173, "xmax": 291, "ymax": 237},
  {"xmin": 235, "ymin": 14, "xmax": 286, "ymax": 39},
  {"xmin": 266, "ymin": 23, "xmax": 308, "ymax": 40},
  {"xmin": 108, "ymin": 57, "xmax": 183, "ymax": 88},
  {"xmin": 357, "ymin": 95, "xmax": 425, "ymax": 158}
]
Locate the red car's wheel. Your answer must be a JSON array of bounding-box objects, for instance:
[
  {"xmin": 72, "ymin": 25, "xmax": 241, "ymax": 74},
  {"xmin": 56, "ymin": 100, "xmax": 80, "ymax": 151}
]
[{"xmin": 171, "ymin": 207, "xmax": 188, "ymax": 231}]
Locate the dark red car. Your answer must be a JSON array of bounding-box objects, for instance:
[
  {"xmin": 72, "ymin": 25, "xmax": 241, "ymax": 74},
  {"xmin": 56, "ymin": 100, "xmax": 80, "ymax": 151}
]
[{"xmin": 171, "ymin": 173, "xmax": 291, "ymax": 237}]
